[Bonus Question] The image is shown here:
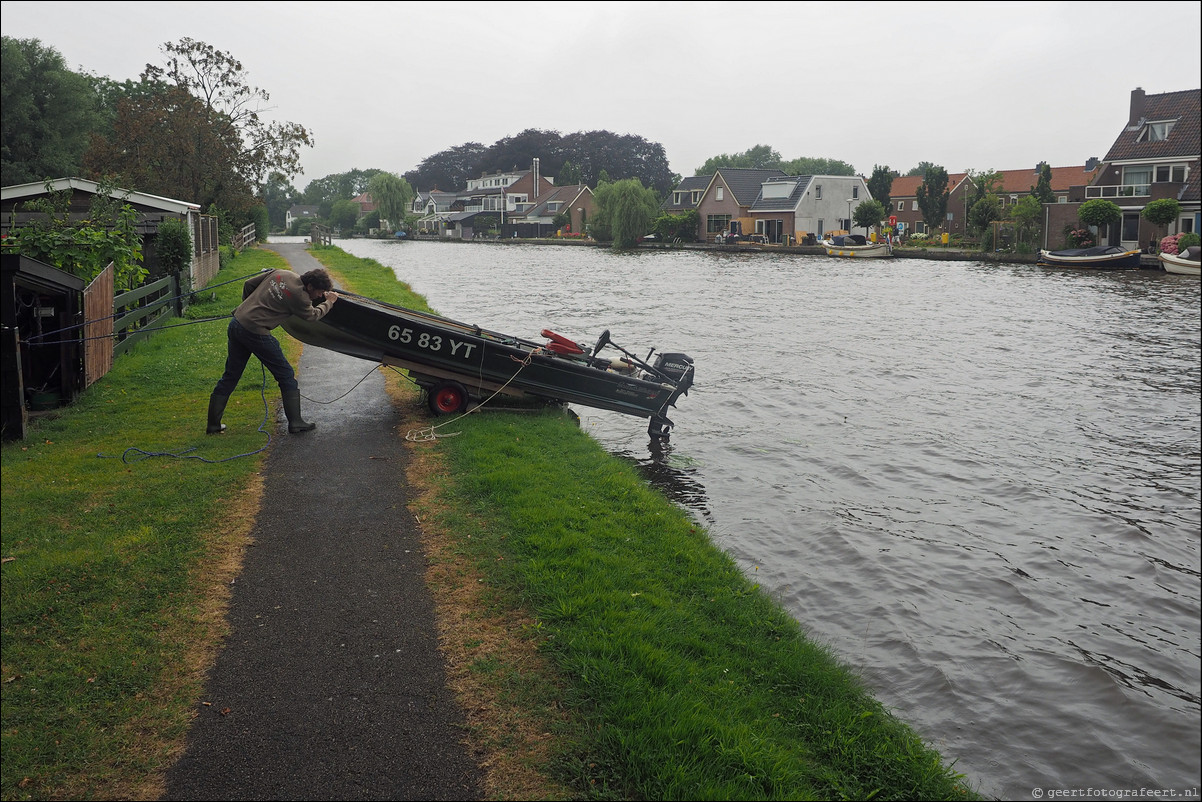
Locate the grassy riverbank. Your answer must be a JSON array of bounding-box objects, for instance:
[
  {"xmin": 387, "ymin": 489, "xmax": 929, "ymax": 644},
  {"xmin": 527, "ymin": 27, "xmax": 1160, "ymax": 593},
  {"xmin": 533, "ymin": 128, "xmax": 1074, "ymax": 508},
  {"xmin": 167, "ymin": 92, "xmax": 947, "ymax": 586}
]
[{"xmin": 1, "ymin": 245, "xmax": 980, "ymax": 800}]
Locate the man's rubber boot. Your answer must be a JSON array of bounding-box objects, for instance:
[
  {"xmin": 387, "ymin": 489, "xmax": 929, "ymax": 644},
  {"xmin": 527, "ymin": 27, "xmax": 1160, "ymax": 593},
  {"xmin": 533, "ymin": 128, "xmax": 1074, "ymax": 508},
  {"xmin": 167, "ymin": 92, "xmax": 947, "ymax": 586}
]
[
  {"xmin": 281, "ymin": 389, "xmax": 316, "ymax": 433},
  {"xmin": 206, "ymin": 393, "xmax": 229, "ymax": 434}
]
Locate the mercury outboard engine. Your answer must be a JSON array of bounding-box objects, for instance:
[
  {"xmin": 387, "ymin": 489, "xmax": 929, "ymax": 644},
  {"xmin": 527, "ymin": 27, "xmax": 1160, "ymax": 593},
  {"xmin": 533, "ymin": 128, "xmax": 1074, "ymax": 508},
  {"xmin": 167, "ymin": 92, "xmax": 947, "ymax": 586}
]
[
  {"xmin": 646, "ymin": 352, "xmax": 694, "ymax": 440},
  {"xmin": 651, "ymin": 352, "xmax": 694, "ymax": 394}
]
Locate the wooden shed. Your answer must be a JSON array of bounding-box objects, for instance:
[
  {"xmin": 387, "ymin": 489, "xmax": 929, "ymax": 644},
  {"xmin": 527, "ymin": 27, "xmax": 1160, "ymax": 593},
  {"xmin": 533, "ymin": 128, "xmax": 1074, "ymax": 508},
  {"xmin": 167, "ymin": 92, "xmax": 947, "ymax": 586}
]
[{"xmin": 0, "ymin": 253, "xmax": 85, "ymax": 441}]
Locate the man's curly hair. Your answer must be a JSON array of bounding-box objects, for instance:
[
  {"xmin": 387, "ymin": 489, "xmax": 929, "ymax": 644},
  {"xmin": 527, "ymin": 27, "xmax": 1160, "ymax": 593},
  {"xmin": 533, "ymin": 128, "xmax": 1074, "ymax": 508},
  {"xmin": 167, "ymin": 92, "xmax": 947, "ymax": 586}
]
[{"xmin": 300, "ymin": 269, "xmax": 333, "ymax": 292}]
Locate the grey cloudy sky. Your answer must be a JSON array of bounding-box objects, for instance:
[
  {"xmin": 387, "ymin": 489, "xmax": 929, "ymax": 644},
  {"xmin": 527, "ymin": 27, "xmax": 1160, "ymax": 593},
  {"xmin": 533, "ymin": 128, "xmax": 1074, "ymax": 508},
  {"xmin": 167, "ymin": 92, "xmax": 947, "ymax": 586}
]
[{"xmin": 3, "ymin": 0, "xmax": 1200, "ymax": 188}]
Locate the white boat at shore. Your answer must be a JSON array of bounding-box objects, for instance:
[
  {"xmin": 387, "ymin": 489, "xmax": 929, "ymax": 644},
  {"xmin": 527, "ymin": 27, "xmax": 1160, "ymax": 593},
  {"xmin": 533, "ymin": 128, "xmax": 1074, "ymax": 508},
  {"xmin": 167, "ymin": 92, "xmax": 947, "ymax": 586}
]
[
  {"xmin": 1158, "ymin": 246, "xmax": 1201, "ymax": 276},
  {"xmin": 822, "ymin": 235, "xmax": 892, "ymax": 259}
]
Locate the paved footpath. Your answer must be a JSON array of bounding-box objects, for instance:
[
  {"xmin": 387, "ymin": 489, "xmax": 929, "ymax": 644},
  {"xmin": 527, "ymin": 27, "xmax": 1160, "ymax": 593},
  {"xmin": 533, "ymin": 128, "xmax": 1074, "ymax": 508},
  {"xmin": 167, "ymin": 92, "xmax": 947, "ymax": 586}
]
[{"xmin": 162, "ymin": 244, "xmax": 483, "ymax": 801}]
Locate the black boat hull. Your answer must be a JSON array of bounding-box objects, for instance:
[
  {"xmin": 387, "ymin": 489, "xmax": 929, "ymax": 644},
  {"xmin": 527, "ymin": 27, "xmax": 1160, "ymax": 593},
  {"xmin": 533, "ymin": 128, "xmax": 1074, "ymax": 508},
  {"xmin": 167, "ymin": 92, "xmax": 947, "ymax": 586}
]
[{"xmin": 281, "ymin": 295, "xmax": 694, "ymax": 435}]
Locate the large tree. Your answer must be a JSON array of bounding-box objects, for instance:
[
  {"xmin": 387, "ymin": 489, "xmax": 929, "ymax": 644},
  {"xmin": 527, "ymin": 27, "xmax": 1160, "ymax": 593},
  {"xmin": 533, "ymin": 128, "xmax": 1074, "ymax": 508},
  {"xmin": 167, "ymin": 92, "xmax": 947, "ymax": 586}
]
[
  {"xmin": 695, "ymin": 145, "xmax": 782, "ymax": 175},
  {"xmin": 478, "ymin": 128, "xmax": 565, "ymax": 174},
  {"xmin": 866, "ymin": 165, "xmax": 894, "ymax": 211},
  {"xmin": 403, "ymin": 142, "xmax": 487, "ymax": 192},
  {"xmin": 260, "ymin": 171, "xmax": 300, "ymax": 231},
  {"xmin": 404, "ymin": 130, "xmax": 676, "ymax": 196},
  {"xmin": 779, "ymin": 156, "xmax": 854, "ymax": 176},
  {"xmin": 300, "ymin": 169, "xmax": 383, "ymax": 217},
  {"xmin": 83, "ymin": 38, "xmax": 312, "ymax": 218},
  {"xmin": 1031, "ymin": 163, "xmax": 1055, "ymax": 204},
  {"xmin": 1, "ymin": 37, "xmax": 100, "ymax": 184},
  {"xmin": 367, "ymin": 172, "xmax": 415, "ymax": 231},
  {"xmin": 915, "ymin": 164, "xmax": 950, "ymax": 233},
  {"xmin": 591, "ymin": 178, "xmax": 661, "ymax": 248}
]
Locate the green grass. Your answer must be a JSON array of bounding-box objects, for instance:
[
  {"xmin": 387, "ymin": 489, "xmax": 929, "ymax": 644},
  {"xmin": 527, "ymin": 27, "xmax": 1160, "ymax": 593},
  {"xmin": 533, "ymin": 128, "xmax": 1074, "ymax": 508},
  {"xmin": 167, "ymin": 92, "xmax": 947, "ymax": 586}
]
[
  {"xmin": 2, "ymin": 243, "xmax": 982, "ymax": 801},
  {"xmin": 1, "ymin": 248, "xmax": 289, "ymax": 800}
]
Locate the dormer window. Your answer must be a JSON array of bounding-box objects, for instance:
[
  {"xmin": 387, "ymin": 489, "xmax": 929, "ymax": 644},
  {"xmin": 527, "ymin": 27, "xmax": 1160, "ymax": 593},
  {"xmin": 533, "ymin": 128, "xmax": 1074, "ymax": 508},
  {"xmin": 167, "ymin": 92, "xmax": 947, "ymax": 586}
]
[{"xmin": 1138, "ymin": 120, "xmax": 1175, "ymax": 142}]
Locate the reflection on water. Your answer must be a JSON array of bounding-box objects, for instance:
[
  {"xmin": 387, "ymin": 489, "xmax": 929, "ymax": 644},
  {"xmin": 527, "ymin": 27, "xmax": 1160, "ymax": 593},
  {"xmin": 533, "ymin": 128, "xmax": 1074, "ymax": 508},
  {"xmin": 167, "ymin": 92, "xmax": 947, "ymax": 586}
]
[
  {"xmin": 306, "ymin": 238, "xmax": 1201, "ymax": 799},
  {"xmin": 618, "ymin": 437, "xmax": 713, "ymax": 524}
]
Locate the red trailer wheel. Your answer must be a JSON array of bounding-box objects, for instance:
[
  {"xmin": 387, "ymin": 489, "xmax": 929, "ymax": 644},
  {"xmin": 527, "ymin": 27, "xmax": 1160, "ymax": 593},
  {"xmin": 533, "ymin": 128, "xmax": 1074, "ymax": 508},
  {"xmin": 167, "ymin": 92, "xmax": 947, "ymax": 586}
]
[{"xmin": 428, "ymin": 381, "xmax": 469, "ymax": 415}]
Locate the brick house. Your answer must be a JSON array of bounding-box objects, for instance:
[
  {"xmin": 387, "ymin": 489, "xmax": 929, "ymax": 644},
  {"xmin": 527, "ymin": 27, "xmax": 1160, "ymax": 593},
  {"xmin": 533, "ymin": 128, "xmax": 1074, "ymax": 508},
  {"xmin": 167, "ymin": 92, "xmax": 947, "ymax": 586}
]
[
  {"xmin": 887, "ymin": 173, "xmax": 972, "ymax": 237},
  {"xmin": 691, "ymin": 168, "xmax": 786, "ymax": 241},
  {"xmin": 1073, "ymin": 87, "xmax": 1200, "ymax": 250}
]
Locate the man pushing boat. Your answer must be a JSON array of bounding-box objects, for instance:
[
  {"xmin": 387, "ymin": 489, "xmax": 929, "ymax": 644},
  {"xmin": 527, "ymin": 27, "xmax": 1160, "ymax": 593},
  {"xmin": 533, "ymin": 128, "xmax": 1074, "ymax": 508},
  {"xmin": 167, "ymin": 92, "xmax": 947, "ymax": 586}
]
[{"xmin": 206, "ymin": 268, "xmax": 340, "ymax": 435}]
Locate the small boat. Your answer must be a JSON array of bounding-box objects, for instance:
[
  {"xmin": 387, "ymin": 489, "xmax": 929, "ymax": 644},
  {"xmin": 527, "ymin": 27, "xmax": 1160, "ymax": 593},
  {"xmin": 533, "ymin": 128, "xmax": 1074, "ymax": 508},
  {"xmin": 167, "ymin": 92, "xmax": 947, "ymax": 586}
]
[
  {"xmin": 822, "ymin": 235, "xmax": 892, "ymax": 259},
  {"xmin": 1037, "ymin": 245, "xmax": 1142, "ymax": 269},
  {"xmin": 1158, "ymin": 246, "xmax": 1201, "ymax": 276},
  {"xmin": 281, "ymin": 293, "xmax": 695, "ymax": 439}
]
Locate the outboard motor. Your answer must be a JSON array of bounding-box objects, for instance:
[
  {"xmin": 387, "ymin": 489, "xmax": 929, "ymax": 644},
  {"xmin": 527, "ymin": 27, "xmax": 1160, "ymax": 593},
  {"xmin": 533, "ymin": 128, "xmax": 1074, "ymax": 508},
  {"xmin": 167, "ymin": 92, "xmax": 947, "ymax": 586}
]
[
  {"xmin": 645, "ymin": 352, "xmax": 695, "ymax": 440},
  {"xmin": 651, "ymin": 352, "xmax": 694, "ymax": 393}
]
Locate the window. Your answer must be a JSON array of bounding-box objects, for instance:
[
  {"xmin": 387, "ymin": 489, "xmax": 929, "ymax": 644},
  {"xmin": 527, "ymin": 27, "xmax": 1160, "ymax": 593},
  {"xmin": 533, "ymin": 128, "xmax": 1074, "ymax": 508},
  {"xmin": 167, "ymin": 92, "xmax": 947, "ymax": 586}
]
[
  {"xmin": 1058, "ymin": 196, "xmax": 1067, "ymax": 203},
  {"xmin": 673, "ymin": 191, "xmax": 682, "ymax": 205},
  {"xmin": 1139, "ymin": 120, "xmax": 1175, "ymax": 142},
  {"xmin": 706, "ymin": 214, "xmax": 731, "ymax": 234},
  {"xmin": 852, "ymin": 186, "xmax": 859, "ymax": 200},
  {"xmin": 816, "ymin": 185, "xmax": 822, "ymax": 200},
  {"xmin": 692, "ymin": 190, "xmax": 702, "ymax": 204},
  {"xmin": 716, "ymin": 187, "xmax": 724, "ymax": 201},
  {"xmin": 913, "ymin": 201, "xmax": 919, "ymax": 211},
  {"xmin": 1157, "ymin": 165, "xmax": 1188, "ymax": 182}
]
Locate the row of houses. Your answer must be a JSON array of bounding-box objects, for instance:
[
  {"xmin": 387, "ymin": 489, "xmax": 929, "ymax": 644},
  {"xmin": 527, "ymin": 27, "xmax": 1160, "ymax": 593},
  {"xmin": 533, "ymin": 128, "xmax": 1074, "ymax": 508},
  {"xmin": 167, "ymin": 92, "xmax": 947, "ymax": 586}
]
[{"xmin": 387, "ymin": 87, "xmax": 1200, "ymax": 251}]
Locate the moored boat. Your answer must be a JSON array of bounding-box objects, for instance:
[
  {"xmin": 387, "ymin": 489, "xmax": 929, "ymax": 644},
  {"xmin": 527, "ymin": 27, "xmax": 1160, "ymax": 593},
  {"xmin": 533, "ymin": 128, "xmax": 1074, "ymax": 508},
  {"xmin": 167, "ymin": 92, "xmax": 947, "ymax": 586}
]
[
  {"xmin": 1158, "ymin": 246, "xmax": 1201, "ymax": 276},
  {"xmin": 281, "ymin": 293, "xmax": 695, "ymax": 438},
  {"xmin": 822, "ymin": 235, "xmax": 892, "ymax": 259},
  {"xmin": 1037, "ymin": 245, "xmax": 1142, "ymax": 269}
]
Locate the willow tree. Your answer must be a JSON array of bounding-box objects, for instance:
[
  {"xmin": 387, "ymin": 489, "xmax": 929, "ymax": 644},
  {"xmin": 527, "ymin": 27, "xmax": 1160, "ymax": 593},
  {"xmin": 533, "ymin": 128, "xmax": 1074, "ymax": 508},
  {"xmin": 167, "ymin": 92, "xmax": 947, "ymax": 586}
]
[
  {"xmin": 367, "ymin": 172, "xmax": 415, "ymax": 232},
  {"xmin": 593, "ymin": 178, "xmax": 660, "ymax": 249}
]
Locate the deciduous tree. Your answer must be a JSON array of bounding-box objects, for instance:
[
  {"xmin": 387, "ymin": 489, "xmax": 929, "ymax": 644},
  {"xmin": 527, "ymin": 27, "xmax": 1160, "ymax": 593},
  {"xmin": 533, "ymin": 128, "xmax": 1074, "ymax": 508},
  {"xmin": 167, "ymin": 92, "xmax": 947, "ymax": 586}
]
[
  {"xmin": 1031, "ymin": 163, "xmax": 1055, "ymax": 204},
  {"xmin": 1, "ymin": 37, "xmax": 100, "ymax": 184},
  {"xmin": 1141, "ymin": 198, "xmax": 1181, "ymax": 244},
  {"xmin": 83, "ymin": 38, "xmax": 312, "ymax": 220},
  {"xmin": 866, "ymin": 165, "xmax": 894, "ymax": 211},
  {"xmin": 916, "ymin": 165, "xmax": 950, "ymax": 233}
]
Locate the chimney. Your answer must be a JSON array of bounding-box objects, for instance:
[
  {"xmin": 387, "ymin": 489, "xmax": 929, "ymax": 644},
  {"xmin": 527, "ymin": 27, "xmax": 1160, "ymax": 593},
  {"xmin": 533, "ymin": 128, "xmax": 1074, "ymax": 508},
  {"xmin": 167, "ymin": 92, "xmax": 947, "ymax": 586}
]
[
  {"xmin": 1085, "ymin": 157, "xmax": 1100, "ymax": 172},
  {"xmin": 1129, "ymin": 87, "xmax": 1146, "ymax": 125}
]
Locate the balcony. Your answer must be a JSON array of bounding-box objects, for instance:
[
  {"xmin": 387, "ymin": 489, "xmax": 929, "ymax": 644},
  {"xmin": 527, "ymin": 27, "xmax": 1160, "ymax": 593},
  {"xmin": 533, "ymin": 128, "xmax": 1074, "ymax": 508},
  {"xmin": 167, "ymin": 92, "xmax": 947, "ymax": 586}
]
[{"xmin": 1085, "ymin": 184, "xmax": 1150, "ymax": 199}]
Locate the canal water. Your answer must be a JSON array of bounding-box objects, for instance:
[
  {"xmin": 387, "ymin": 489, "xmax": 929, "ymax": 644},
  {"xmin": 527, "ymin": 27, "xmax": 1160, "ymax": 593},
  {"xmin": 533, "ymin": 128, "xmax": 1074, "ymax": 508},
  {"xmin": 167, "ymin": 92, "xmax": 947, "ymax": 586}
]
[{"xmin": 286, "ymin": 237, "xmax": 1201, "ymax": 799}]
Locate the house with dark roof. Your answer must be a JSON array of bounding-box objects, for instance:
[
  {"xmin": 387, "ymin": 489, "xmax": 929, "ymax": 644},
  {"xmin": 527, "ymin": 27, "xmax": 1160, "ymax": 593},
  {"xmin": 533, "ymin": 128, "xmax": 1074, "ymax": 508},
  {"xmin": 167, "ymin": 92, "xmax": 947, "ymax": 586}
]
[
  {"xmin": 504, "ymin": 184, "xmax": 594, "ymax": 238},
  {"xmin": 747, "ymin": 174, "xmax": 874, "ymax": 242},
  {"xmin": 1077, "ymin": 87, "xmax": 1200, "ymax": 249},
  {"xmin": 690, "ymin": 168, "xmax": 787, "ymax": 241},
  {"xmin": 285, "ymin": 204, "xmax": 320, "ymax": 230},
  {"xmin": 413, "ymin": 162, "xmax": 557, "ymax": 239}
]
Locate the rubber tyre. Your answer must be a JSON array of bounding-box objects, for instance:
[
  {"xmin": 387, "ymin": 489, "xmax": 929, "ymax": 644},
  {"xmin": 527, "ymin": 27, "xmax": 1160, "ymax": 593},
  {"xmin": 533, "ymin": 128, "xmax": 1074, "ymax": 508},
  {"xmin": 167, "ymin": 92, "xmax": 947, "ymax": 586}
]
[{"xmin": 428, "ymin": 381, "xmax": 469, "ymax": 416}]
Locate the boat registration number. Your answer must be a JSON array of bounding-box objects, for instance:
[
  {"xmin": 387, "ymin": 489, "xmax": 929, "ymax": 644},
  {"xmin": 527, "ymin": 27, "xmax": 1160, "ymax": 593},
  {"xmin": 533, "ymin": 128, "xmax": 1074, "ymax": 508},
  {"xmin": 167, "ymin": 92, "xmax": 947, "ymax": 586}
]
[{"xmin": 387, "ymin": 326, "xmax": 477, "ymax": 359}]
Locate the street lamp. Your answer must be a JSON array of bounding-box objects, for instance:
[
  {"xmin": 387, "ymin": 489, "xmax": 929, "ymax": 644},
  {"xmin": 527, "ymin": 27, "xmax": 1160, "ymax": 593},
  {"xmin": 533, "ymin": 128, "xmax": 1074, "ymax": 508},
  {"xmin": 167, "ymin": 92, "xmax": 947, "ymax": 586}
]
[{"xmin": 846, "ymin": 199, "xmax": 854, "ymax": 233}]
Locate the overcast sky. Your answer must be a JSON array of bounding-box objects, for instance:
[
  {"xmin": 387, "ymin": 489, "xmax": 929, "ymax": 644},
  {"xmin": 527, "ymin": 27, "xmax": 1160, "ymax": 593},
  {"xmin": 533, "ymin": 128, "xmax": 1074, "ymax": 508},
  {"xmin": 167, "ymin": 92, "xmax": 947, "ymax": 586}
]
[{"xmin": 4, "ymin": 0, "xmax": 1200, "ymax": 189}]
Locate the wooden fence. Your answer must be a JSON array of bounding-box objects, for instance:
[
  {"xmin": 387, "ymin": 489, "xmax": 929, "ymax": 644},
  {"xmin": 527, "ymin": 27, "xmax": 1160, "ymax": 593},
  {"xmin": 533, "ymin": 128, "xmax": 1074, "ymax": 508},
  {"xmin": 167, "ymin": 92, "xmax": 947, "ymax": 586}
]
[
  {"xmin": 311, "ymin": 224, "xmax": 332, "ymax": 245},
  {"xmin": 82, "ymin": 265, "xmax": 114, "ymax": 388},
  {"xmin": 232, "ymin": 222, "xmax": 257, "ymax": 251},
  {"xmin": 112, "ymin": 274, "xmax": 182, "ymax": 358}
]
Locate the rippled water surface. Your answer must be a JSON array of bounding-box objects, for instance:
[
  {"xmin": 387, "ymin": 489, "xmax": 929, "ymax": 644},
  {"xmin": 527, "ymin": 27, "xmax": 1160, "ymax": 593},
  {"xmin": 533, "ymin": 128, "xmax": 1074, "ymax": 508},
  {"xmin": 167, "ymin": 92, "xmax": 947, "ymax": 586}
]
[{"xmin": 303, "ymin": 238, "xmax": 1201, "ymax": 798}]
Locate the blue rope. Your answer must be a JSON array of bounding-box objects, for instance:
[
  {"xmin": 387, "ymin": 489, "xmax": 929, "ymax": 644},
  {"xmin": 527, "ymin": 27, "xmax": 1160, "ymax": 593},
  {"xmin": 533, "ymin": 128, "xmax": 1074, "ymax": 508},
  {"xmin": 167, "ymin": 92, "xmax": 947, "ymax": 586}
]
[{"xmin": 98, "ymin": 365, "xmax": 273, "ymax": 464}]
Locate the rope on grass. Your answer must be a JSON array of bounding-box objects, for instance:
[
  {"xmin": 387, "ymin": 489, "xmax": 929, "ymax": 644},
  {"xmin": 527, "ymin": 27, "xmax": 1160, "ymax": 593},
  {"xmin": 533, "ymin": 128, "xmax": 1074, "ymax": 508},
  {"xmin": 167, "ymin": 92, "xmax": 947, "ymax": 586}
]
[
  {"xmin": 403, "ymin": 347, "xmax": 545, "ymax": 442},
  {"xmin": 98, "ymin": 365, "xmax": 274, "ymax": 464}
]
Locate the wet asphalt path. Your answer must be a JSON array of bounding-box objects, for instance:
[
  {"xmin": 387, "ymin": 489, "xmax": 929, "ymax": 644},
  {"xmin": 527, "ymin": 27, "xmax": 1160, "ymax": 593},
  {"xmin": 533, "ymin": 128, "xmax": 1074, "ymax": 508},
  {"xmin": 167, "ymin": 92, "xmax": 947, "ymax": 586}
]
[{"xmin": 162, "ymin": 244, "xmax": 483, "ymax": 801}]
